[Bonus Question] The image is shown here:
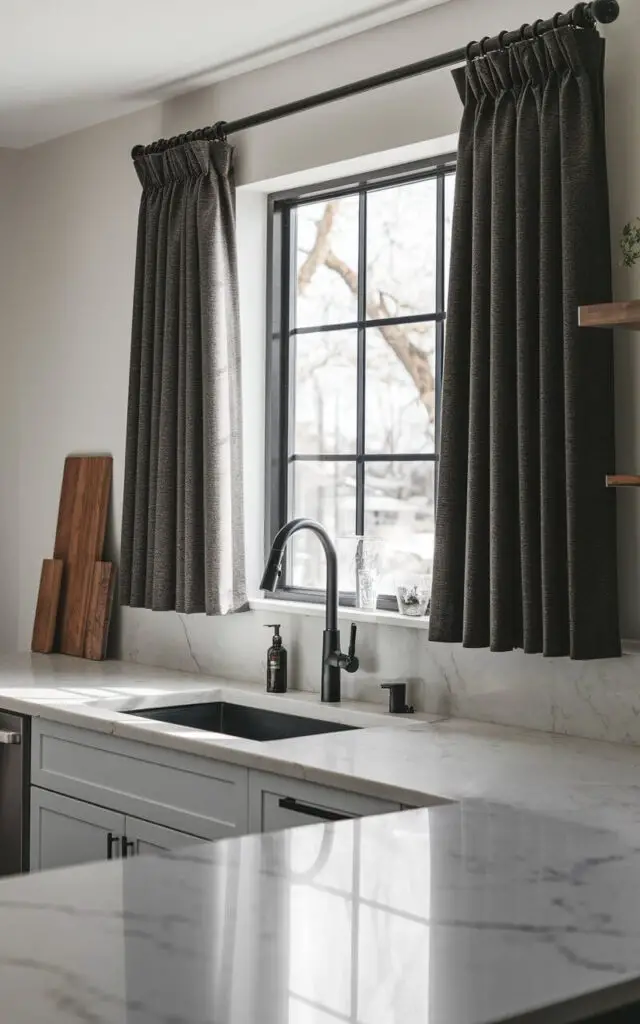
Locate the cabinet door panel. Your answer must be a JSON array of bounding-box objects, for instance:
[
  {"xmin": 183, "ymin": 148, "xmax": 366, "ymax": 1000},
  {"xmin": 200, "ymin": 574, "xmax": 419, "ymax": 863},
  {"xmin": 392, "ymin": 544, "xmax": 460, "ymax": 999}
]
[
  {"xmin": 30, "ymin": 787, "xmax": 124, "ymax": 872},
  {"xmin": 32, "ymin": 720, "xmax": 249, "ymax": 839},
  {"xmin": 124, "ymin": 816, "xmax": 208, "ymax": 857}
]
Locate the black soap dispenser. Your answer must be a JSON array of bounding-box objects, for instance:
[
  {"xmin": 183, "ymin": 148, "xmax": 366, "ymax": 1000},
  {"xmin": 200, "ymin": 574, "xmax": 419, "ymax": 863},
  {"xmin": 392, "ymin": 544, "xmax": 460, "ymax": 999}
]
[{"xmin": 265, "ymin": 624, "xmax": 288, "ymax": 693}]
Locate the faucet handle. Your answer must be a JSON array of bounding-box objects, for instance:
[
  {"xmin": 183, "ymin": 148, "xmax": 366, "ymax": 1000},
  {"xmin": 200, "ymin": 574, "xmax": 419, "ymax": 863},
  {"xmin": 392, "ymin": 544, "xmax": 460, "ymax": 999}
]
[
  {"xmin": 337, "ymin": 623, "xmax": 359, "ymax": 674},
  {"xmin": 348, "ymin": 623, "xmax": 357, "ymax": 660},
  {"xmin": 324, "ymin": 623, "xmax": 359, "ymax": 673}
]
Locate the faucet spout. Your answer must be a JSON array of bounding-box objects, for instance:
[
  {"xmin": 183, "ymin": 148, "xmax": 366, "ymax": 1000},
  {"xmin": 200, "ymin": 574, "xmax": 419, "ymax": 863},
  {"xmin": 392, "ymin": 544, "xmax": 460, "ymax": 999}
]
[
  {"xmin": 261, "ymin": 518, "xmax": 357, "ymax": 702},
  {"xmin": 260, "ymin": 518, "xmax": 339, "ymax": 631}
]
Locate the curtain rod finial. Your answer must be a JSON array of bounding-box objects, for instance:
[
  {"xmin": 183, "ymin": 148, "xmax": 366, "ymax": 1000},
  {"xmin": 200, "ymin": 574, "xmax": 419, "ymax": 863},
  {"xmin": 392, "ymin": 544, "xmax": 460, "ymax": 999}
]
[{"xmin": 591, "ymin": 0, "xmax": 620, "ymax": 24}]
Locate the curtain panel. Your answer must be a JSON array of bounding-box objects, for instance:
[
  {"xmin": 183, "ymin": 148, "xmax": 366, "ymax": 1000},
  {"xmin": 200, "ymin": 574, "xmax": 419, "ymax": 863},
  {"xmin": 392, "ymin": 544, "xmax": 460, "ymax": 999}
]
[
  {"xmin": 120, "ymin": 140, "xmax": 247, "ymax": 615},
  {"xmin": 430, "ymin": 26, "xmax": 620, "ymax": 659}
]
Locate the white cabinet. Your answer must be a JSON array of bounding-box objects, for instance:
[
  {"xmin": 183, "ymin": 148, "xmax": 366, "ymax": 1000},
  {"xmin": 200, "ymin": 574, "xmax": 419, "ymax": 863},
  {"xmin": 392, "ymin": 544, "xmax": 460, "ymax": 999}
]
[
  {"xmin": 124, "ymin": 816, "xmax": 208, "ymax": 857},
  {"xmin": 30, "ymin": 788, "xmax": 124, "ymax": 872},
  {"xmin": 32, "ymin": 720, "xmax": 249, "ymax": 841},
  {"xmin": 30, "ymin": 788, "xmax": 208, "ymax": 870},
  {"xmin": 249, "ymin": 771, "xmax": 402, "ymax": 833},
  {"xmin": 29, "ymin": 720, "xmax": 412, "ymax": 874}
]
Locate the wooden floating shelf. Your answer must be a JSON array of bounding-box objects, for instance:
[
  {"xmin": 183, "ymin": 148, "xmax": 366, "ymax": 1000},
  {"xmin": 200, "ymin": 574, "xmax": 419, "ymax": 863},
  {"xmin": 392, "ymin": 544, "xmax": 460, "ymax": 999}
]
[
  {"xmin": 606, "ymin": 475, "xmax": 640, "ymax": 488},
  {"xmin": 579, "ymin": 301, "xmax": 640, "ymax": 331}
]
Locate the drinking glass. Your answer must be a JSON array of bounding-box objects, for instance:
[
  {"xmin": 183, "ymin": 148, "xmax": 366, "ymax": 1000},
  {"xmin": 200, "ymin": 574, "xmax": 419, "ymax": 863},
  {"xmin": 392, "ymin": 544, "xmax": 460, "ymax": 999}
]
[
  {"xmin": 357, "ymin": 569, "xmax": 379, "ymax": 611},
  {"xmin": 395, "ymin": 574, "xmax": 432, "ymax": 617}
]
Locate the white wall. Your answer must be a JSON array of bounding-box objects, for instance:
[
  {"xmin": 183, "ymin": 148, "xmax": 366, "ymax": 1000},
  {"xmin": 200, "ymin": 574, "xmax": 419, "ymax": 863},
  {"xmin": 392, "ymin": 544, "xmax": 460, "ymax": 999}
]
[
  {"xmin": 6, "ymin": 104, "xmax": 163, "ymax": 654},
  {"xmin": 0, "ymin": 148, "xmax": 20, "ymax": 652},
  {"xmin": 2, "ymin": 0, "xmax": 640, "ymax": 745}
]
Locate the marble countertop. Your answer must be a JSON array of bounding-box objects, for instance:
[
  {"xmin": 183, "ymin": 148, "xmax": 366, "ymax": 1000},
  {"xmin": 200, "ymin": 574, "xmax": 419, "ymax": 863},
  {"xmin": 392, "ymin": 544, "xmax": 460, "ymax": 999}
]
[
  {"xmin": 5, "ymin": 653, "xmax": 640, "ymax": 1021},
  {"xmin": 3, "ymin": 653, "xmax": 640, "ymax": 828},
  {"xmin": 4, "ymin": 802, "xmax": 640, "ymax": 1024},
  {"xmin": 0, "ymin": 652, "xmax": 446, "ymax": 803}
]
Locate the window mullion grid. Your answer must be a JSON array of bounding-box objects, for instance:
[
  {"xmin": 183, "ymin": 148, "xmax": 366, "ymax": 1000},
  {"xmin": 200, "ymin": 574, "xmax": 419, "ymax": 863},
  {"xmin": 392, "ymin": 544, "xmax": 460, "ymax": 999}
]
[
  {"xmin": 355, "ymin": 189, "xmax": 367, "ymax": 538},
  {"xmin": 290, "ymin": 311, "xmax": 444, "ymax": 336},
  {"xmin": 265, "ymin": 200, "xmax": 280, "ymax": 562},
  {"xmin": 290, "ymin": 453, "xmax": 437, "ymax": 463},
  {"xmin": 267, "ymin": 158, "xmax": 453, "ymax": 604},
  {"xmin": 281, "ymin": 204, "xmax": 297, "ymax": 588}
]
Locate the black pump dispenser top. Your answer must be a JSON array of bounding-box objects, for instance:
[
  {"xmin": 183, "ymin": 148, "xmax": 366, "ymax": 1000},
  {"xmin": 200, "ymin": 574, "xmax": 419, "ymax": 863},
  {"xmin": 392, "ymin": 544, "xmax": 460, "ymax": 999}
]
[{"xmin": 267, "ymin": 624, "xmax": 282, "ymax": 646}]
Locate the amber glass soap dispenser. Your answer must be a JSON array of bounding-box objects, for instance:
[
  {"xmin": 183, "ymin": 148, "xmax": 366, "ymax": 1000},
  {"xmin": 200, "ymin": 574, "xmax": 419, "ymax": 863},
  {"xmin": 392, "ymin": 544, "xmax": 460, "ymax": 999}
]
[{"xmin": 265, "ymin": 624, "xmax": 288, "ymax": 693}]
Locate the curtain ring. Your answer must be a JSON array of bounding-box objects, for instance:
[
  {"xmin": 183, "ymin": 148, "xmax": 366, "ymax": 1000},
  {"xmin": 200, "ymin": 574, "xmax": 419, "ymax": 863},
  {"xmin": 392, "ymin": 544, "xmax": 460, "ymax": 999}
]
[
  {"xmin": 498, "ymin": 29, "xmax": 510, "ymax": 50},
  {"xmin": 465, "ymin": 39, "xmax": 477, "ymax": 62},
  {"xmin": 519, "ymin": 23, "xmax": 533, "ymax": 41},
  {"xmin": 532, "ymin": 18, "xmax": 545, "ymax": 36},
  {"xmin": 212, "ymin": 120, "xmax": 228, "ymax": 141},
  {"xmin": 479, "ymin": 35, "xmax": 491, "ymax": 55},
  {"xmin": 572, "ymin": 2, "xmax": 589, "ymax": 26},
  {"xmin": 552, "ymin": 11, "xmax": 562, "ymax": 28}
]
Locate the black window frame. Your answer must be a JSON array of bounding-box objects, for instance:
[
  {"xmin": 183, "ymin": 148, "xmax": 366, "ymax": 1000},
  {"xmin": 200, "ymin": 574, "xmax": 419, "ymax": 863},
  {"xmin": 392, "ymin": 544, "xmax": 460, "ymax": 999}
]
[{"xmin": 265, "ymin": 153, "xmax": 456, "ymax": 610}]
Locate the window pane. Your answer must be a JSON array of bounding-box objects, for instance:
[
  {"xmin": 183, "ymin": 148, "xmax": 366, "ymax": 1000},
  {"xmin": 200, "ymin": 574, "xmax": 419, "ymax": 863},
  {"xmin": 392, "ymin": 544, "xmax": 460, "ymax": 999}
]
[
  {"xmin": 366, "ymin": 178, "xmax": 437, "ymax": 318},
  {"xmin": 365, "ymin": 325, "xmax": 436, "ymax": 455},
  {"xmin": 292, "ymin": 330, "xmax": 357, "ymax": 455},
  {"xmin": 295, "ymin": 196, "xmax": 359, "ymax": 329},
  {"xmin": 288, "ymin": 460, "xmax": 356, "ymax": 588},
  {"xmin": 445, "ymin": 172, "xmax": 455, "ymax": 299},
  {"xmin": 364, "ymin": 461, "xmax": 435, "ymax": 595}
]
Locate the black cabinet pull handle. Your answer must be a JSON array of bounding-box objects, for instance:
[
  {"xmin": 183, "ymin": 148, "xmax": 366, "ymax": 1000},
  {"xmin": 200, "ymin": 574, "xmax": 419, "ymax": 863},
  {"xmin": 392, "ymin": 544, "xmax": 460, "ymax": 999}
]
[
  {"xmin": 107, "ymin": 832, "xmax": 120, "ymax": 860},
  {"xmin": 122, "ymin": 837, "xmax": 136, "ymax": 858},
  {"xmin": 278, "ymin": 797, "xmax": 353, "ymax": 822}
]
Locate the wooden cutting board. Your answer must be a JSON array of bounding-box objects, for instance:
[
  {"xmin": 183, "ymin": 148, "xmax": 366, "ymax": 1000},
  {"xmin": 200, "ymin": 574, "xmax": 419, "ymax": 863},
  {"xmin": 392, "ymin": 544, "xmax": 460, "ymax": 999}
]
[
  {"xmin": 84, "ymin": 562, "xmax": 116, "ymax": 661},
  {"xmin": 53, "ymin": 456, "xmax": 112, "ymax": 657},
  {"xmin": 31, "ymin": 559, "xmax": 64, "ymax": 654}
]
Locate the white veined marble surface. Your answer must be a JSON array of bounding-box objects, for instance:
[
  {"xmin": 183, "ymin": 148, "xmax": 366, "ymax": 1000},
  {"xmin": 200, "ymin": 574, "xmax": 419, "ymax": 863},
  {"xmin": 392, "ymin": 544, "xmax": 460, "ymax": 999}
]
[
  {"xmin": 4, "ymin": 655, "xmax": 640, "ymax": 1020},
  {"xmin": 118, "ymin": 599, "xmax": 640, "ymax": 747},
  {"xmin": 2, "ymin": 802, "xmax": 640, "ymax": 1024},
  {"xmin": 5, "ymin": 654, "xmax": 640, "ymax": 828}
]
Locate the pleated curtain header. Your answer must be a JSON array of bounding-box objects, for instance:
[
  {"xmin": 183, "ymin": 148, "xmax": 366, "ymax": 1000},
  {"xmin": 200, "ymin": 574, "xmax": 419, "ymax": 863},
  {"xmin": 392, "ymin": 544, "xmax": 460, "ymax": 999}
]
[
  {"xmin": 132, "ymin": 139, "xmax": 234, "ymax": 189},
  {"xmin": 455, "ymin": 25, "xmax": 604, "ymax": 102}
]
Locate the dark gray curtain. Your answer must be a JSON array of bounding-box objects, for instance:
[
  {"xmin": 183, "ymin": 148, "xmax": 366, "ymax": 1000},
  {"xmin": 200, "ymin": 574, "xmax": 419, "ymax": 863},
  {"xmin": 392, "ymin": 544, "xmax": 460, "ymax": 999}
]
[
  {"xmin": 120, "ymin": 139, "xmax": 247, "ymax": 615},
  {"xmin": 429, "ymin": 26, "xmax": 620, "ymax": 659}
]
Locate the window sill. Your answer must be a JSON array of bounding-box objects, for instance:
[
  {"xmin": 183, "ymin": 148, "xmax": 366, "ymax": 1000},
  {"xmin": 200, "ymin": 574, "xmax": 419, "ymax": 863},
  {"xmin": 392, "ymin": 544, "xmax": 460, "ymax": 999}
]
[{"xmin": 249, "ymin": 597, "xmax": 431, "ymax": 630}]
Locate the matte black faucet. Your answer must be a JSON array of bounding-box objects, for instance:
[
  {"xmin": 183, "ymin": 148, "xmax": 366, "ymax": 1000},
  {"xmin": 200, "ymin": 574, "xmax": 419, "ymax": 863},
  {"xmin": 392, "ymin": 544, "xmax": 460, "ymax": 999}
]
[{"xmin": 260, "ymin": 518, "xmax": 359, "ymax": 702}]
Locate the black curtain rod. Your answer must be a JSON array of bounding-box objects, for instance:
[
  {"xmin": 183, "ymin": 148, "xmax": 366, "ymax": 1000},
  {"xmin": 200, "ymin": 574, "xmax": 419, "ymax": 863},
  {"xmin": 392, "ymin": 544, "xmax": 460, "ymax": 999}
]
[{"xmin": 133, "ymin": 0, "xmax": 620, "ymax": 158}]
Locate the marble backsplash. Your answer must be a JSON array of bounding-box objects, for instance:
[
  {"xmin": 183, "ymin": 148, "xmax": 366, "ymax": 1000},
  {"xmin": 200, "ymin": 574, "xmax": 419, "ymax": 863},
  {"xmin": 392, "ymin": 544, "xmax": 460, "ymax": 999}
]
[{"xmin": 118, "ymin": 605, "xmax": 640, "ymax": 747}]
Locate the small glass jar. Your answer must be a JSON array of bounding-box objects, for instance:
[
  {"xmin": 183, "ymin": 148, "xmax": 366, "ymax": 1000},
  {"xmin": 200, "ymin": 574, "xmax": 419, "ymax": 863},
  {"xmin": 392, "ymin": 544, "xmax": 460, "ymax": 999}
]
[{"xmin": 395, "ymin": 574, "xmax": 432, "ymax": 617}]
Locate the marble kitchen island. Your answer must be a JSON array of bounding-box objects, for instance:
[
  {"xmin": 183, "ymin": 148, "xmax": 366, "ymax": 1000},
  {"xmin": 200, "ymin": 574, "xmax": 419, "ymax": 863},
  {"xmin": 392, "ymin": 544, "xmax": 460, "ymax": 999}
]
[
  {"xmin": 4, "ymin": 653, "xmax": 640, "ymax": 1020},
  {"xmin": 2, "ymin": 800, "xmax": 640, "ymax": 1023}
]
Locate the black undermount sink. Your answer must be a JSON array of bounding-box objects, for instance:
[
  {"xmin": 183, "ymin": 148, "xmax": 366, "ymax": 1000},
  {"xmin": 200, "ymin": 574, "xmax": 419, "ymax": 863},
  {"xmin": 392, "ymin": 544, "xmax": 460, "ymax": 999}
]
[{"xmin": 125, "ymin": 701, "xmax": 358, "ymax": 743}]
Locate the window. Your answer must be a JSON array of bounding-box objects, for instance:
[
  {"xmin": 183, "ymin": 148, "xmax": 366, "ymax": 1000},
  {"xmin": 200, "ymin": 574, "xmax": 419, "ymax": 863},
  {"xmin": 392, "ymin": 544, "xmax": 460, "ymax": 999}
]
[{"xmin": 266, "ymin": 156, "xmax": 455, "ymax": 607}]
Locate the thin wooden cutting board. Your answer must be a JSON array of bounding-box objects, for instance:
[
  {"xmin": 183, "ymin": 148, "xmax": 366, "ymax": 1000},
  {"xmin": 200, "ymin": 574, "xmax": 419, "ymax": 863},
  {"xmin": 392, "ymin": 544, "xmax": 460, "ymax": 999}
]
[
  {"xmin": 53, "ymin": 456, "xmax": 112, "ymax": 657},
  {"xmin": 31, "ymin": 558, "xmax": 64, "ymax": 654},
  {"xmin": 84, "ymin": 562, "xmax": 116, "ymax": 661}
]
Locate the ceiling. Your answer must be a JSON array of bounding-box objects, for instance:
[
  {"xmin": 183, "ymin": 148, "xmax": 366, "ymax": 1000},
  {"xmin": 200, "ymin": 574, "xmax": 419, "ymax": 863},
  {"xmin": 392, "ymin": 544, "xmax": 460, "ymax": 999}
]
[{"xmin": 0, "ymin": 0, "xmax": 454, "ymax": 149}]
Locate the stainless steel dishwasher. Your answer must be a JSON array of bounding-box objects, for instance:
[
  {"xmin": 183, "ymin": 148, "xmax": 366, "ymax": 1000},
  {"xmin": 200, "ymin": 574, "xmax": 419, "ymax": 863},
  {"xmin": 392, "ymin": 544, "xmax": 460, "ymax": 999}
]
[{"xmin": 0, "ymin": 711, "xmax": 29, "ymax": 876}]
